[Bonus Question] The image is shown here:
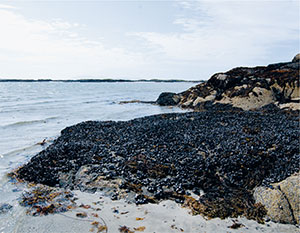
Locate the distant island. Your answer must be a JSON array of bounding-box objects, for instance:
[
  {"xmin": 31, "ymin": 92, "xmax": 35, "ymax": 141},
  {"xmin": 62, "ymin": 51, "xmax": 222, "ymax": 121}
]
[{"xmin": 0, "ymin": 78, "xmax": 202, "ymax": 83}]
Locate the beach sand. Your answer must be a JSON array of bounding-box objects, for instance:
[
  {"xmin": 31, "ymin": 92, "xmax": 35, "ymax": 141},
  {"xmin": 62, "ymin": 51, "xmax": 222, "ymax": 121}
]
[{"xmin": 14, "ymin": 190, "xmax": 299, "ymax": 233}]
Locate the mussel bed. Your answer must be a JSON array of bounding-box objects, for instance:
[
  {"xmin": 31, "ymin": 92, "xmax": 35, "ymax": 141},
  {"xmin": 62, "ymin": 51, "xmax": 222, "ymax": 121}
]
[{"xmin": 17, "ymin": 110, "xmax": 299, "ymax": 222}]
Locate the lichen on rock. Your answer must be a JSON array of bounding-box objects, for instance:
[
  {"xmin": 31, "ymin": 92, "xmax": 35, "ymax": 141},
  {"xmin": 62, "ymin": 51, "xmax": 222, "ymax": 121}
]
[
  {"xmin": 253, "ymin": 173, "xmax": 300, "ymax": 224},
  {"xmin": 157, "ymin": 55, "xmax": 300, "ymax": 111}
]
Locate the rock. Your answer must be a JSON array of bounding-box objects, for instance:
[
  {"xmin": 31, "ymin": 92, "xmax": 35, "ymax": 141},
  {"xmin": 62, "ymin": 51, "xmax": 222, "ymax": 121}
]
[
  {"xmin": 292, "ymin": 53, "xmax": 300, "ymax": 63},
  {"xmin": 216, "ymin": 87, "xmax": 275, "ymax": 110},
  {"xmin": 253, "ymin": 173, "xmax": 300, "ymax": 224},
  {"xmin": 0, "ymin": 203, "xmax": 13, "ymax": 214},
  {"xmin": 193, "ymin": 100, "xmax": 242, "ymax": 111},
  {"xmin": 156, "ymin": 92, "xmax": 181, "ymax": 106},
  {"xmin": 119, "ymin": 100, "xmax": 156, "ymax": 104},
  {"xmin": 159, "ymin": 55, "xmax": 300, "ymax": 111},
  {"xmin": 253, "ymin": 186, "xmax": 294, "ymax": 224},
  {"xmin": 279, "ymin": 102, "xmax": 300, "ymax": 111},
  {"xmin": 192, "ymin": 90, "xmax": 217, "ymax": 106},
  {"xmin": 277, "ymin": 173, "xmax": 300, "ymax": 224}
]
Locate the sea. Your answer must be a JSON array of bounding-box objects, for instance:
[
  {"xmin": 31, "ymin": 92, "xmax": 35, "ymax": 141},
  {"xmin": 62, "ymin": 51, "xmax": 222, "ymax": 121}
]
[{"xmin": 0, "ymin": 81, "xmax": 194, "ymax": 232}]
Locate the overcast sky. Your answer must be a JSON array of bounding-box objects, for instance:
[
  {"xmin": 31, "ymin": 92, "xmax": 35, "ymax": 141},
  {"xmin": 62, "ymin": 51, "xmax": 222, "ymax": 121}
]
[{"xmin": 0, "ymin": 0, "xmax": 299, "ymax": 80}]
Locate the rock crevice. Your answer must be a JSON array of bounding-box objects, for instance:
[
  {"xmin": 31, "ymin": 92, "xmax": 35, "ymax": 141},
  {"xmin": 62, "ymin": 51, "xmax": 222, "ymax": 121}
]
[{"xmin": 253, "ymin": 173, "xmax": 300, "ymax": 224}]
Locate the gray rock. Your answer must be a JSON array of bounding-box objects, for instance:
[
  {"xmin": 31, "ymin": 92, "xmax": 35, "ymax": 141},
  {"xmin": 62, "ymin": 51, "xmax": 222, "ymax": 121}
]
[
  {"xmin": 254, "ymin": 173, "xmax": 300, "ymax": 224},
  {"xmin": 156, "ymin": 92, "xmax": 181, "ymax": 106},
  {"xmin": 277, "ymin": 173, "xmax": 300, "ymax": 224},
  {"xmin": 253, "ymin": 186, "xmax": 294, "ymax": 224}
]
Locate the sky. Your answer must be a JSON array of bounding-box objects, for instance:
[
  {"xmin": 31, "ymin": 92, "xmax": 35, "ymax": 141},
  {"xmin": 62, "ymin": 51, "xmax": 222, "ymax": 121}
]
[{"xmin": 0, "ymin": 0, "xmax": 299, "ymax": 80}]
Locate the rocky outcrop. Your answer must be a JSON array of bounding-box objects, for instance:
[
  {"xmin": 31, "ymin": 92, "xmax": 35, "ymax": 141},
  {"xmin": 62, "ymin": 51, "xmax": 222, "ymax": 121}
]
[
  {"xmin": 156, "ymin": 92, "xmax": 181, "ymax": 106},
  {"xmin": 157, "ymin": 54, "xmax": 300, "ymax": 111},
  {"xmin": 292, "ymin": 53, "xmax": 300, "ymax": 63},
  {"xmin": 253, "ymin": 173, "xmax": 300, "ymax": 224}
]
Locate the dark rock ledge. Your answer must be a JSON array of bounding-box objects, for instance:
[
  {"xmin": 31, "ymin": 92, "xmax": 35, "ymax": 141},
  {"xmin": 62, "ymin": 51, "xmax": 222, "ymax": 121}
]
[{"xmin": 14, "ymin": 110, "xmax": 299, "ymax": 223}]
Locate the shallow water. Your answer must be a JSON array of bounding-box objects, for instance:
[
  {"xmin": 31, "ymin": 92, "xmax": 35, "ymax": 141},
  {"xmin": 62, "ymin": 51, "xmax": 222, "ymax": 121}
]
[
  {"xmin": 0, "ymin": 81, "xmax": 194, "ymax": 232},
  {"xmin": 0, "ymin": 82, "xmax": 194, "ymax": 173}
]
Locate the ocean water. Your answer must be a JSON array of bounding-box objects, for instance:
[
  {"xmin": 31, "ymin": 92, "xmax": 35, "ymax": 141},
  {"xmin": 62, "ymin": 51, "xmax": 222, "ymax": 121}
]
[
  {"xmin": 0, "ymin": 82, "xmax": 194, "ymax": 174},
  {"xmin": 0, "ymin": 81, "xmax": 194, "ymax": 232}
]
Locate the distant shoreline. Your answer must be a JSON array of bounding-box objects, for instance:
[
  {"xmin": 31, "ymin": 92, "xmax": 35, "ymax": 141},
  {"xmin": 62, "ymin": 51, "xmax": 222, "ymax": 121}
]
[{"xmin": 0, "ymin": 79, "xmax": 202, "ymax": 83}]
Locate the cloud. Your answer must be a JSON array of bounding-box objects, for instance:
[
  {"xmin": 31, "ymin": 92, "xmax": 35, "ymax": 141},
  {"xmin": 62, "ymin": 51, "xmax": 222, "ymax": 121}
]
[
  {"xmin": 134, "ymin": 1, "xmax": 299, "ymax": 74},
  {"xmin": 0, "ymin": 4, "xmax": 16, "ymax": 9},
  {"xmin": 0, "ymin": 7, "xmax": 146, "ymax": 79},
  {"xmin": 0, "ymin": 1, "xmax": 298, "ymax": 80}
]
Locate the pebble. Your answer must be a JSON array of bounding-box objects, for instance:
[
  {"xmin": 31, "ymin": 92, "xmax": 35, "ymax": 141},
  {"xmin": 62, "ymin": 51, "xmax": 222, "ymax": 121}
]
[{"xmin": 0, "ymin": 203, "xmax": 13, "ymax": 214}]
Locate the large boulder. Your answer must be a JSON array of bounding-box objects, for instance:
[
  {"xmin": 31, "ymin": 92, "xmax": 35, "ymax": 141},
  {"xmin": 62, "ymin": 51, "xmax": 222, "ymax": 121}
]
[
  {"xmin": 277, "ymin": 173, "xmax": 300, "ymax": 224},
  {"xmin": 253, "ymin": 173, "xmax": 299, "ymax": 224},
  {"xmin": 156, "ymin": 92, "xmax": 181, "ymax": 106},
  {"xmin": 253, "ymin": 186, "xmax": 294, "ymax": 224}
]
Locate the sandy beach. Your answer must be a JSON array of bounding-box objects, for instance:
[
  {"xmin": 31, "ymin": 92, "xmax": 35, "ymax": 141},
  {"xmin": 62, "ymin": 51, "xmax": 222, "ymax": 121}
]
[{"xmin": 10, "ymin": 190, "xmax": 298, "ymax": 233}]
